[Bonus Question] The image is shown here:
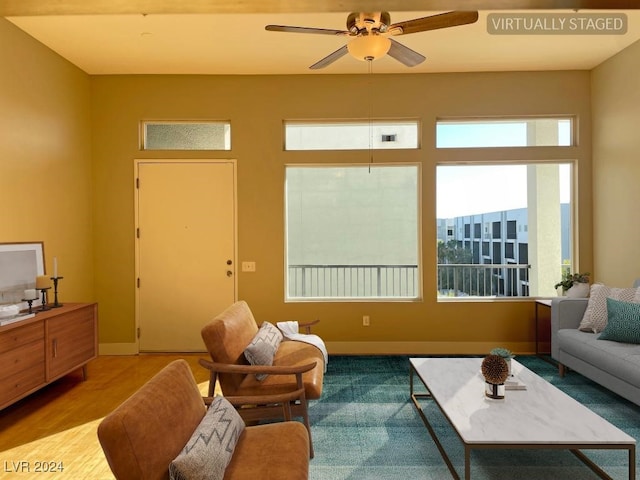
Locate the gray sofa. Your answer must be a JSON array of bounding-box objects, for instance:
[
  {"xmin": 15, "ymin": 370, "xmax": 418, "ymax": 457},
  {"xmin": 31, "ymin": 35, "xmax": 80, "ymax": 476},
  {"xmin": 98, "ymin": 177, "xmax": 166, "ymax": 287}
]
[
  {"xmin": 551, "ymin": 279, "xmax": 640, "ymax": 406},
  {"xmin": 551, "ymin": 279, "xmax": 640, "ymax": 405}
]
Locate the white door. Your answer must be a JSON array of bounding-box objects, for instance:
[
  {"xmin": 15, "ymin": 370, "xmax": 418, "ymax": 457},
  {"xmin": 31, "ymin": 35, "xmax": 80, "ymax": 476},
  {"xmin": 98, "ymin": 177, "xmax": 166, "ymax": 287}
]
[{"xmin": 135, "ymin": 160, "xmax": 236, "ymax": 351}]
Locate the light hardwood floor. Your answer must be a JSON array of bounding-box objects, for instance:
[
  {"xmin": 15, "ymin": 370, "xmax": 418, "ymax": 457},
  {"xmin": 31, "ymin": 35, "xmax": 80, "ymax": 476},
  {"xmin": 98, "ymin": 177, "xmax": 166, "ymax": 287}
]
[{"xmin": 0, "ymin": 354, "xmax": 212, "ymax": 479}]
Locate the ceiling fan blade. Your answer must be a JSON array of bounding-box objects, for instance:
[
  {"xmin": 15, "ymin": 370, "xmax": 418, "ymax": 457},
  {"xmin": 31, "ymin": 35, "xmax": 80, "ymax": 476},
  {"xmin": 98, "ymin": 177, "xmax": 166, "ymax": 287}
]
[
  {"xmin": 309, "ymin": 45, "xmax": 349, "ymax": 70},
  {"xmin": 389, "ymin": 11, "xmax": 479, "ymax": 36},
  {"xmin": 387, "ymin": 39, "xmax": 426, "ymax": 67},
  {"xmin": 265, "ymin": 25, "xmax": 349, "ymax": 36}
]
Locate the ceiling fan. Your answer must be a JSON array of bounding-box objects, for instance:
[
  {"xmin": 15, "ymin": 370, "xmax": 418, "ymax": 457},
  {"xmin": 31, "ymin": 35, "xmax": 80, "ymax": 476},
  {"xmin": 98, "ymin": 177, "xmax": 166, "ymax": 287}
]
[{"xmin": 265, "ymin": 11, "xmax": 479, "ymax": 70}]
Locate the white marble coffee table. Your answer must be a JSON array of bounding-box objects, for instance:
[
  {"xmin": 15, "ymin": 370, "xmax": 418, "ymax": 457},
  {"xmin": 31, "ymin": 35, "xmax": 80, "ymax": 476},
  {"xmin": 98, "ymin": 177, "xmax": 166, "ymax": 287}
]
[{"xmin": 410, "ymin": 357, "xmax": 636, "ymax": 480}]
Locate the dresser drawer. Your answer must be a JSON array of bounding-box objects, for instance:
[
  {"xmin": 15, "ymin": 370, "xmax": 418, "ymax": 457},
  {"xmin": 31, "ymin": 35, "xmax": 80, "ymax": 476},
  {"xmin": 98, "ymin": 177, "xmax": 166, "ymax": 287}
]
[
  {"xmin": 0, "ymin": 342, "xmax": 45, "ymax": 406},
  {"xmin": 0, "ymin": 321, "xmax": 44, "ymax": 352},
  {"xmin": 1, "ymin": 339, "xmax": 45, "ymax": 377}
]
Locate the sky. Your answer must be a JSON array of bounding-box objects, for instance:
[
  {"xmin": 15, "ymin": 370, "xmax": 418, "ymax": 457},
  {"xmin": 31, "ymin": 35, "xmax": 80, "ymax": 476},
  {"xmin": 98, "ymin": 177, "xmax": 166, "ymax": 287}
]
[{"xmin": 437, "ymin": 164, "xmax": 571, "ymax": 218}]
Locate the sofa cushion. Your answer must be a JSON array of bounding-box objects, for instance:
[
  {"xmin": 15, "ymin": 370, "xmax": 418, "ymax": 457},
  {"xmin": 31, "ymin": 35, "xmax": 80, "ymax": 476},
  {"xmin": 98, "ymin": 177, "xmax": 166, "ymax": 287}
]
[
  {"xmin": 579, "ymin": 283, "xmax": 640, "ymax": 333},
  {"xmin": 170, "ymin": 396, "xmax": 245, "ymax": 480},
  {"xmin": 244, "ymin": 321, "xmax": 283, "ymax": 380},
  {"xmin": 598, "ymin": 298, "xmax": 640, "ymax": 344},
  {"xmin": 558, "ymin": 328, "xmax": 640, "ymax": 388}
]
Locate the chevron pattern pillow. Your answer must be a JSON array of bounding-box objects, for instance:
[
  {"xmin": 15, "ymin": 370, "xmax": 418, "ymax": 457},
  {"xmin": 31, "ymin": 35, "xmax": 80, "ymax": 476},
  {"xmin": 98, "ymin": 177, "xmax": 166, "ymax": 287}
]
[
  {"xmin": 169, "ymin": 396, "xmax": 245, "ymax": 480},
  {"xmin": 244, "ymin": 321, "xmax": 283, "ymax": 380}
]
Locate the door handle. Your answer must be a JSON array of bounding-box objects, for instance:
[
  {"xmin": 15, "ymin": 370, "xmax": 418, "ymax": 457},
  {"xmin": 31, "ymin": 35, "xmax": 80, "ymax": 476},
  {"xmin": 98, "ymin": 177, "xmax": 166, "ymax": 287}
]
[{"xmin": 226, "ymin": 270, "xmax": 233, "ymax": 277}]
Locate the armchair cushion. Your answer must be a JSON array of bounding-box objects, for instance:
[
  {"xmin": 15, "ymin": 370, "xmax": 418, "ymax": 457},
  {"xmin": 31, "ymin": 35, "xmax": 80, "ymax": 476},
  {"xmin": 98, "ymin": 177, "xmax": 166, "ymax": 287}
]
[
  {"xmin": 169, "ymin": 396, "xmax": 245, "ymax": 480},
  {"xmin": 244, "ymin": 322, "xmax": 283, "ymax": 380},
  {"xmin": 225, "ymin": 423, "xmax": 309, "ymax": 480}
]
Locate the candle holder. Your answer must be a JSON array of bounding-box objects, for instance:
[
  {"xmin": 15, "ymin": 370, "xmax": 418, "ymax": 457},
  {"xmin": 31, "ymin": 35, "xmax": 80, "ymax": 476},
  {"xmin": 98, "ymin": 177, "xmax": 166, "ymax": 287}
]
[
  {"xmin": 50, "ymin": 276, "xmax": 64, "ymax": 308},
  {"xmin": 21, "ymin": 298, "xmax": 37, "ymax": 314},
  {"xmin": 39, "ymin": 287, "xmax": 51, "ymax": 311}
]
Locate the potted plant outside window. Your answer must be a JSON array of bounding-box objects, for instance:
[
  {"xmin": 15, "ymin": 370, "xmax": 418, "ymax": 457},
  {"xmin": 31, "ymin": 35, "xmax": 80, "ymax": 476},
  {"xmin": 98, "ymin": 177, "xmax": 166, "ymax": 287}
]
[{"xmin": 554, "ymin": 272, "xmax": 590, "ymax": 298}]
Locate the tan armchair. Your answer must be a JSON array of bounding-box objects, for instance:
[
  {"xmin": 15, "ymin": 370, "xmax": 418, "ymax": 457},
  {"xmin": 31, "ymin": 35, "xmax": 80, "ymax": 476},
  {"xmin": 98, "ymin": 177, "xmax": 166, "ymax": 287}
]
[
  {"xmin": 97, "ymin": 359, "xmax": 309, "ymax": 480},
  {"xmin": 200, "ymin": 300, "xmax": 325, "ymax": 457}
]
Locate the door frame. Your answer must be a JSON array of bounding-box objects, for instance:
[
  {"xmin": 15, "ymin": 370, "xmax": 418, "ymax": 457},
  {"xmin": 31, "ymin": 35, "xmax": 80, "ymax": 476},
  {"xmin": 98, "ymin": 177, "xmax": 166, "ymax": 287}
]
[{"xmin": 133, "ymin": 158, "xmax": 238, "ymax": 353}]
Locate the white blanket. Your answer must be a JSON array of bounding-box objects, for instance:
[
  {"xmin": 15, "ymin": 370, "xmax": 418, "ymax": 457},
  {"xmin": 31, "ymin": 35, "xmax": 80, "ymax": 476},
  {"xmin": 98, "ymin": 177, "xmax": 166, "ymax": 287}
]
[{"xmin": 277, "ymin": 321, "xmax": 328, "ymax": 372}]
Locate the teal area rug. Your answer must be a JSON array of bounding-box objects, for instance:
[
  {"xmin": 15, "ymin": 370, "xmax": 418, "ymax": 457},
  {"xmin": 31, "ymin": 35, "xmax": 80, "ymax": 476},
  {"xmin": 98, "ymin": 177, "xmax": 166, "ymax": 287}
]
[{"xmin": 308, "ymin": 355, "xmax": 640, "ymax": 480}]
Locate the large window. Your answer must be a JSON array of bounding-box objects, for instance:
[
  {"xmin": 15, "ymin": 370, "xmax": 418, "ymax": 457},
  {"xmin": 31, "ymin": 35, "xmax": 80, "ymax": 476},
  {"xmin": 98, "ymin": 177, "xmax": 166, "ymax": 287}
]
[
  {"xmin": 437, "ymin": 163, "xmax": 572, "ymax": 298},
  {"xmin": 285, "ymin": 164, "xmax": 421, "ymax": 301}
]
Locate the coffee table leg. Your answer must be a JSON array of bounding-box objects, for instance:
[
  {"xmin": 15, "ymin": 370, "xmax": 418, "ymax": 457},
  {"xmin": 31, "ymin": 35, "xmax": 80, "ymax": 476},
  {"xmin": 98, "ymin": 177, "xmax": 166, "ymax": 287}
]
[
  {"xmin": 410, "ymin": 363, "xmax": 461, "ymax": 479},
  {"xmin": 465, "ymin": 446, "xmax": 471, "ymax": 480}
]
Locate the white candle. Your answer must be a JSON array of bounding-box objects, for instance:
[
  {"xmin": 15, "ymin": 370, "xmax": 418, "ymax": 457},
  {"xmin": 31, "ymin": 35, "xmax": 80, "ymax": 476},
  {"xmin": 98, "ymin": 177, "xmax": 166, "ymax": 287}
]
[
  {"xmin": 24, "ymin": 289, "xmax": 38, "ymax": 300},
  {"xmin": 53, "ymin": 257, "xmax": 58, "ymax": 278}
]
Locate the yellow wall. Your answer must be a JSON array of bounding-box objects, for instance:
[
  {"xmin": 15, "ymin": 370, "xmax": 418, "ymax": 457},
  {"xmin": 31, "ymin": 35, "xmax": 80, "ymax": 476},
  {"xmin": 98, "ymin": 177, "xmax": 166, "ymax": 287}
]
[
  {"xmin": 0, "ymin": 18, "xmax": 94, "ymax": 303},
  {"xmin": 91, "ymin": 72, "xmax": 593, "ymax": 354},
  {"xmin": 2, "ymin": 15, "xmax": 603, "ymax": 355},
  {"xmin": 591, "ymin": 40, "xmax": 640, "ymax": 287}
]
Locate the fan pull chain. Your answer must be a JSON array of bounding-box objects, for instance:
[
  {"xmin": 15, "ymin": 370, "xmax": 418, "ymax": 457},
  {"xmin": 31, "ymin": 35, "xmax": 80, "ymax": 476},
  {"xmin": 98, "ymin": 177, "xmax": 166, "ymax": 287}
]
[{"xmin": 368, "ymin": 59, "xmax": 373, "ymax": 173}]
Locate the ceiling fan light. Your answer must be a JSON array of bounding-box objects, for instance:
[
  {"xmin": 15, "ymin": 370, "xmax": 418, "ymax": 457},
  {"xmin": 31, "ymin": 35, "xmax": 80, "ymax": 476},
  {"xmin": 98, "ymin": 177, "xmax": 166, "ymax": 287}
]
[{"xmin": 347, "ymin": 35, "xmax": 391, "ymax": 62}]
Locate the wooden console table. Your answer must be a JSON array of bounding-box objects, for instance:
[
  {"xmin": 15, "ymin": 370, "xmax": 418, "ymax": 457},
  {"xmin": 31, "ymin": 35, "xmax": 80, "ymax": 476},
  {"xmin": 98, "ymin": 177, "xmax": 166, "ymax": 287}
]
[{"xmin": 0, "ymin": 303, "xmax": 98, "ymax": 410}]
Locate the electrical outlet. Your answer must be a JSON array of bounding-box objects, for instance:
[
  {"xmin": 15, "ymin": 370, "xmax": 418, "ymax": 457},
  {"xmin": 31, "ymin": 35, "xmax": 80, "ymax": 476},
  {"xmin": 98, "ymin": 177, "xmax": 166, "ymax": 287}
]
[
  {"xmin": 362, "ymin": 315, "xmax": 370, "ymax": 327},
  {"xmin": 241, "ymin": 261, "xmax": 256, "ymax": 272}
]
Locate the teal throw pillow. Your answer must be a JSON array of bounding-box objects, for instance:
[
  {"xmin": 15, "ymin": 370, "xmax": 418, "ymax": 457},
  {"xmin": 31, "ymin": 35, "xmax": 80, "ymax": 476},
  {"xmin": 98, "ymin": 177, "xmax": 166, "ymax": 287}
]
[{"xmin": 598, "ymin": 297, "xmax": 640, "ymax": 344}]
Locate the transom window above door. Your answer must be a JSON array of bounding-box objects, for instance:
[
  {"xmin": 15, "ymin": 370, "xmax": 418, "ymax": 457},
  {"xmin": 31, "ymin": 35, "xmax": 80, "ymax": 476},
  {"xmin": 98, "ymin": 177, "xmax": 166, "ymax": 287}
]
[{"xmin": 141, "ymin": 121, "xmax": 231, "ymax": 150}]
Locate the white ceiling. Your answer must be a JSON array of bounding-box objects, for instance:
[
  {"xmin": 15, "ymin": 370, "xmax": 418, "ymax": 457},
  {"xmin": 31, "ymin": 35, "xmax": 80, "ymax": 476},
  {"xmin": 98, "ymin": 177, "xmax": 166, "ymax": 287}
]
[{"xmin": 7, "ymin": 10, "xmax": 640, "ymax": 75}]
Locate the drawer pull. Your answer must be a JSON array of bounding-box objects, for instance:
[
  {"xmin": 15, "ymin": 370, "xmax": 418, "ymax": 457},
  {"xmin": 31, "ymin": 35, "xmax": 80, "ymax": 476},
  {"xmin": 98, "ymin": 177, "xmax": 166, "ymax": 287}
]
[{"xmin": 52, "ymin": 339, "xmax": 58, "ymax": 358}]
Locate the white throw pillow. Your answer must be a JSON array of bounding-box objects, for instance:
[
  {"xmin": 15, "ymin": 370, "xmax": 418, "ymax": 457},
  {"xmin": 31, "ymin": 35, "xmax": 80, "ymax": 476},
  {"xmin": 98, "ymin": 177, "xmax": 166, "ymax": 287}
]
[{"xmin": 579, "ymin": 284, "xmax": 640, "ymax": 333}]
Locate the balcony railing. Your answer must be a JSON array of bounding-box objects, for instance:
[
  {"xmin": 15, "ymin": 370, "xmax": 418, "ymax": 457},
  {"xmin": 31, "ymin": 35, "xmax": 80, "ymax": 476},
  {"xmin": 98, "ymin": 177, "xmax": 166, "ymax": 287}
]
[
  {"xmin": 287, "ymin": 263, "xmax": 531, "ymax": 298},
  {"xmin": 438, "ymin": 263, "xmax": 530, "ymax": 298},
  {"xmin": 288, "ymin": 264, "xmax": 419, "ymax": 298}
]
